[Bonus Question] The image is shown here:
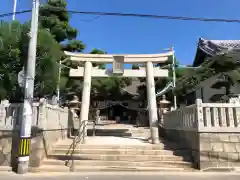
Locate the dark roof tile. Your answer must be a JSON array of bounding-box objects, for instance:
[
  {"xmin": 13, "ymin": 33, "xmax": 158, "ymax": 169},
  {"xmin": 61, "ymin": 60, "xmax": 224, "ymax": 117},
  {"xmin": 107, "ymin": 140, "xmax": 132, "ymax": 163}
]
[{"xmin": 193, "ymin": 38, "xmax": 240, "ymax": 66}]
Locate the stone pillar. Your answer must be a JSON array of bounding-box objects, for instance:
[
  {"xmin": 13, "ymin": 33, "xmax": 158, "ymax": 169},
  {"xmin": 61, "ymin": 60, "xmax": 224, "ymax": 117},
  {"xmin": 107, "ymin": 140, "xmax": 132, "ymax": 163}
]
[
  {"xmin": 80, "ymin": 61, "xmax": 92, "ymax": 142},
  {"xmin": 146, "ymin": 61, "xmax": 159, "ymax": 144}
]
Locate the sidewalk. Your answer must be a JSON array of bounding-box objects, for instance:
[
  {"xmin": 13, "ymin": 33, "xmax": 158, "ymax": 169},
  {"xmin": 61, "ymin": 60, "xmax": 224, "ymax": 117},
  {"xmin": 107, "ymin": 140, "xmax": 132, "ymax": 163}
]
[{"xmin": 1, "ymin": 172, "xmax": 240, "ymax": 180}]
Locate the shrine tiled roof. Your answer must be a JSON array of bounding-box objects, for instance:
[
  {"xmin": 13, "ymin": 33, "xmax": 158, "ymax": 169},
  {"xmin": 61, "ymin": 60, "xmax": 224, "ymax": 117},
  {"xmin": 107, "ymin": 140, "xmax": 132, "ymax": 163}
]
[
  {"xmin": 123, "ymin": 78, "xmax": 145, "ymax": 96},
  {"xmin": 193, "ymin": 38, "xmax": 240, "ymax": 66}
]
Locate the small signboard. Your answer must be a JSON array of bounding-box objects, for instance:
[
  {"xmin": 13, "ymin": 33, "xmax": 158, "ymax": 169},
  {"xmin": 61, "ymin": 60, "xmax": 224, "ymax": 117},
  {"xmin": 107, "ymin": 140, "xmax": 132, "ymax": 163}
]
[{"xmin": 113, "ymin": 56, "xmax": 124, "ymax": 74}]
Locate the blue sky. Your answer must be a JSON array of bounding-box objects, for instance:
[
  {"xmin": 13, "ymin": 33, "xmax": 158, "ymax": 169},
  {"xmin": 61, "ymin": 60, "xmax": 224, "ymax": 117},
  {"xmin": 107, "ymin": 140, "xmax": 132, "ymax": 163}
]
[{"xmin": 1, "ymin": 0, "xmax": 240, "ymax": 67}]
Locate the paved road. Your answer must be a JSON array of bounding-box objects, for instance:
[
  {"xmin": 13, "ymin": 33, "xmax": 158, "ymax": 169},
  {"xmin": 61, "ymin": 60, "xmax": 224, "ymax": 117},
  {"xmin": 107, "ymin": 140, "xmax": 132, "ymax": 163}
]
[{"xmin": 1, "ymin": 172, "xmax": 240, "ymax": 180}]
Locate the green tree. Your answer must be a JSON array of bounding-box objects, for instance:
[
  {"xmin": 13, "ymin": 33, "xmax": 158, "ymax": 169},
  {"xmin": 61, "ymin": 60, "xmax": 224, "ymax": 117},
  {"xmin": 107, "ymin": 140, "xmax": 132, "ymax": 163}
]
[
  {"xmin": 89, "ymin": 49, "xmax": 132, "ymax": 100},
  {"xmin": 34, "ymin": 28, "xmax": 62, "ymax": 97},
  {"xmin": 154, "ymin": 58, "xmax": 184, "ymax": 103},
  {"xmin": 39, "ymin": 0, "xmax": 85, "ymax": 52},
  {"xmin": 39, "ymin": 0, "xmax": 86, "ymax": 98},
  {"xmin": 175, "ymin": 51, "xmax": 240, "ymax": 104},
  {"xmin": 209, "ymin": 70, "xmax": 240, "ymax": 102},
  {"xmin": 90, "ymin": 48, "xmax": 106, "ymax": 69},
  {"xmin": 0, "ymin": 21, "xmax": 24, "ymax": 100},
  {"xmin": 0, "ymin": 21, "xmax": 62, "ymax": 101},
  {"xmin": 132, "ymin": 64, "xmax": 140, "ymax": 70}
]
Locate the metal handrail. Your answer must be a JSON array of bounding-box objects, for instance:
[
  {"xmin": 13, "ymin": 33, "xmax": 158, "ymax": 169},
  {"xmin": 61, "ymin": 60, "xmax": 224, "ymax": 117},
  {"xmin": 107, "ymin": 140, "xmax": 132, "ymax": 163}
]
[
  {"xmin": 65, "ymin": 118, "xmax": 98, "ymax": 172},
  {"xmin": 65, "ymin": 119, "xmax": 88, "ymax": 171}
]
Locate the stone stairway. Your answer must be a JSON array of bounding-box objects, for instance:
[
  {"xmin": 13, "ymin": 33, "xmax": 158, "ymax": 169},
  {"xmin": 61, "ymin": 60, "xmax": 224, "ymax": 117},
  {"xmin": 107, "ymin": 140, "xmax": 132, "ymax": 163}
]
[
  {"xmin": 130, "ymin": 126, "xmax": 151, "ymax": 139},
  {"xmin": 87, "ymin": 123, "xmax": 150, "ymax": 138},
  {"xmin": 31, "ymin": 138, "xmax": 196, "ymax": 173}
]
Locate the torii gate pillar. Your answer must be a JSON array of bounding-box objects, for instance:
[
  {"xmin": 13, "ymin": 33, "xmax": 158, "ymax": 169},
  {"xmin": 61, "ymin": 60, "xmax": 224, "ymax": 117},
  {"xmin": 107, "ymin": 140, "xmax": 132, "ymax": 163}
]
[
  {"xmin": 146, "ymin": 61, "xmax": 159, "ymax": 144},
  {"xmin": 80, "ymin": 61, "xmax": 92, "ymax": 140}
]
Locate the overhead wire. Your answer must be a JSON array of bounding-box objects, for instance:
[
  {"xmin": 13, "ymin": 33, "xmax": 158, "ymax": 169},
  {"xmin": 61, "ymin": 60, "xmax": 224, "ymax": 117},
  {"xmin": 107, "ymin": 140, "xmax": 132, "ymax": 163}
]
[
  {"xmin": 1, "ymin": 8, "xmax": 240, "ymax": 23},
  {"xmin": 0, "ymin": 10, "xmax": 31, "ymax": 18},
  {"xmin": 67, "ymin": 10, "xmax": 240, "ymax": 23}
]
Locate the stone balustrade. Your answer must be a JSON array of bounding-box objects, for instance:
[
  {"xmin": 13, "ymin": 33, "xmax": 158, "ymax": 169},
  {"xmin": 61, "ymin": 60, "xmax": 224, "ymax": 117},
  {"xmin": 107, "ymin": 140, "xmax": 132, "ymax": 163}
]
[
  {"xmin": 163, "ymin": 99, "xmax": 240, "ymax": 132},
  {"xmin": 200, "ymin": 103, "xmax": 240, "ymax": 132},
  {"xmin": 0, "ymin": 100, "xmax": 69, "ymax": 171},
  {"xmin": 163, "ymin": 104, "xmax": 197, "ymax": 131},
  {"xmin": 161, "ymin": 99, "xmax": 240, "ymax": 171},
  {"xmin": 0, "ymin": 103, "xmax": 39, "ymax": 130}
]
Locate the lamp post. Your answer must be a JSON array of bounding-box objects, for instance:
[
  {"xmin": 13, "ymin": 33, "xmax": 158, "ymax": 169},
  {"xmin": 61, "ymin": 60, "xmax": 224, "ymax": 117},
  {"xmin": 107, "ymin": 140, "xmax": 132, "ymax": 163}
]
[
  {"xmin": 56, "ymin": 58, "xmax": 69, "ymax": 105},
  {"xmin": 161, "ymin": 46, "xmax": 176, "ymax": 109},
  {"xmin": 171, "ymin": 46, "xmax": 177, "ymax": 110},
  {"xmin": 13, "ymin": 0, "xmax": 17, "ymax": 20},
  {"xmin": 160, "ymin": 52, "xmax": 202, "ymax": 110}
]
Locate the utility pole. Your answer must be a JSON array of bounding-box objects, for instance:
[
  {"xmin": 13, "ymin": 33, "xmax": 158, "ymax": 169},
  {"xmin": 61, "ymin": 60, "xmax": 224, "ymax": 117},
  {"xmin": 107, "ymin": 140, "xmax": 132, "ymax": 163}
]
[
  {"xmin": 13, "ymin": 0, "xmax": 17, "ymax": 20},
  {"xmin": 17, "ymin": 0, "xmax": 40, "ymax": 174},
  {"xmin": 172, "ymin": 45, "xmax": 177, "ymax": 110}
]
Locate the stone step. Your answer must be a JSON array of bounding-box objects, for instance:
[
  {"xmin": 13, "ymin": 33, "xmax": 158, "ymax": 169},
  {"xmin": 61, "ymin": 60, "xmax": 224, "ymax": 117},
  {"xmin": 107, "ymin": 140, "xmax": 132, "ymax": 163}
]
[
  {"xmin": 55, "ymin": 143, "xmax": 184, "ymax": 150},
  {"xmin": 87, "ymin": 129, "xmax": 132, "ymax": 137},
  {"xmin": 44, "ymin": 159, "xmax": 192, "ymax": 168},
  {"xmin": 53, "ymin": 148, "xmax": 190, "ymax": 156},
  {"xmin": 130, "ymin": 129, "xmax": 150, "ymax": 133},
  {"xmin": 48, "ymin": 153, "xmax": 192, "ymax": 161},
  {"xmin": 30, "ymin": 165, "xmax": 194, "ymax": 173},
  {"xmin": 0, "ymin": 166, "xmax": 12, "ymax": 172}
]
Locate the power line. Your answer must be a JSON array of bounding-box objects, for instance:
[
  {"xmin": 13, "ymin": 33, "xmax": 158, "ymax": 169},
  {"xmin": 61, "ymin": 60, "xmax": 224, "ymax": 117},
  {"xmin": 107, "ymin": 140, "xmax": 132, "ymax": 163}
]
[
  {"xmin": 78, "ymin": 15, "xmax": 101, "ymax": 22},
  {"xmin": 2, "ymin": 9, "xmax": 240, "ymax": 23},
  {"xmin": 0, "ymin": 10, "xmax": 31, "ymax": 18},
  {"xmin": 67, "ymin": 10, "xmax": 240, "ymax": 23}
]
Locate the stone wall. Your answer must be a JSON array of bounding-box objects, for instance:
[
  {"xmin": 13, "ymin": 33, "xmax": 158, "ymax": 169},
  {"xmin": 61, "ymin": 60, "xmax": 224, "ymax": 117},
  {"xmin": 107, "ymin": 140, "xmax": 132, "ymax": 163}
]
[
  {"xmin": 0, "ymin": 100, "xmax": 68, "ymax": 171},
  {"xmin": 159, "ymin": 128, "xmax": 199, "ymax": 168},
  {"xmin": 0, "ymin": 128, "xmax": 67, "ymax": 170},
  {"xmin": 199, "ymin": 133, "xmax": 240, "ymax": 170},
  {"xmin": 160, "ymin": 129, "xmax": 240, "ymax": 170},
  {"xmin": 161, "ymin": 99, "xmax": 240, "ymax": 170}
]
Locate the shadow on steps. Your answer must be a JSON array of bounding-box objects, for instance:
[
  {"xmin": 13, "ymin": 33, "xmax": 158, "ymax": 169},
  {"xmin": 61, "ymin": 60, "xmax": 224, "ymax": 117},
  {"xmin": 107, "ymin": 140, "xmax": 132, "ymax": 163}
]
[{"xmin": 158, "ymin": 126, "xmax": 196, "ymax": 169}]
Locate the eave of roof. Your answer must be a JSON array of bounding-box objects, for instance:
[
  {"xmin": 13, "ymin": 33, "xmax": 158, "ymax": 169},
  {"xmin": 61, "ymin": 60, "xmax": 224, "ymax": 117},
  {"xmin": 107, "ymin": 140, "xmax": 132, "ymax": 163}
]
[{"xmin": 193, "ymin": 38, "xmax": 240, "ymax": 67}]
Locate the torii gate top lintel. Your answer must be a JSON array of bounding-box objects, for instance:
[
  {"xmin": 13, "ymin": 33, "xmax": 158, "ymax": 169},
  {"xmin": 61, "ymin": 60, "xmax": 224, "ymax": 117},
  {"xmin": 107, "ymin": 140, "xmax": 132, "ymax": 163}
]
[{"xmin": 64, "ymin": 51, "xmax": 174, "ymax": 63}]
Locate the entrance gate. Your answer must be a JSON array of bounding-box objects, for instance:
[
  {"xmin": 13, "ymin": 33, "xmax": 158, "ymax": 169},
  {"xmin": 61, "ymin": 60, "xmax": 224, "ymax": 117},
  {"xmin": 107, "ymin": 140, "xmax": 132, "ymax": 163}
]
[{"xmin": 64, "ymin": 51, "xmax": 173, "ymax": 144}]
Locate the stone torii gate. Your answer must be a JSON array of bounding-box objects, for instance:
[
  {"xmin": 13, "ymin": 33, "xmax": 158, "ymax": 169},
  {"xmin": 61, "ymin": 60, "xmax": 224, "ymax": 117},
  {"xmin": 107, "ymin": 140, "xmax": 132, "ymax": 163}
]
[{"xmin": 64, "ymin": 51, "xmax": 173, "ymax": 144}]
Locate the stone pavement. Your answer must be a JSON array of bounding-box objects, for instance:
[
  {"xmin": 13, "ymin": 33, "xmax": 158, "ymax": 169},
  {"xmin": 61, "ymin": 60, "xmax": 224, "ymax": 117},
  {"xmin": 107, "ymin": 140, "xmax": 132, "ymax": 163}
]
[{"xmin": 1, "ymin": 172, "xmax": 240, "ymax": 180}]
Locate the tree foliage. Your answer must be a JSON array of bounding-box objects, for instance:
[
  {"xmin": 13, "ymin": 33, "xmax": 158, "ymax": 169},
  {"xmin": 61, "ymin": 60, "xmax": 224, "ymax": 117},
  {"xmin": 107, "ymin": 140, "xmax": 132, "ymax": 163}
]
[
  {"xmin": 39, "ymin": 0, "xmax": 133, "ymax": 100},
  {"xmin": 132, "ymin": 64, "xmax": 140, "ymax": 70},
  {"xmin": 0, "ymin": 21, "xmax": 61, "ymax": 101},
  {"xmin": 90, "ymin": 48, "xmax": 106, "ymax": 69},
  {"xmin": 175, "ymin": 51, "xmax": 240, "ymax": 104},
  {"xmin": 90, "ymin": 49, "xmax": 132, "ymax": 99},
  {"xmin": 39, "ymin": 0, "xmax": 85, "ymax": 52}
]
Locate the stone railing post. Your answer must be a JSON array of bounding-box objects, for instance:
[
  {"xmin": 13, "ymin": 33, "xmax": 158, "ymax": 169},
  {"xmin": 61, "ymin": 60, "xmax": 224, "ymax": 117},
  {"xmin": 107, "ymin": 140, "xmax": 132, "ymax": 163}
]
[
  {"xmin": 196, "ymin": 99, "xmax": 204, "ymax": 131},
  {"xmin": 29, "ymin": 98, "xmax": 47, "ymax": 168},
  {"xmin": 38, "ymin": 98, "xmax": 47, "ymax": 130},
  {"xmin": 68, "ymin": 108, "xmax": 77, "ymax": 138}
]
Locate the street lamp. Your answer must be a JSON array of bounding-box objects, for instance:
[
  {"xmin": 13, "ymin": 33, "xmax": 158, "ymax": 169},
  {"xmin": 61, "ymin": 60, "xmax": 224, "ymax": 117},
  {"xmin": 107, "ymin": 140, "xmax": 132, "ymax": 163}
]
[
  {"xmin": 160, "ymin": 46, "xmax": 177, "ymax": 109},
  {"xmin": 13, "ymin": 0, "xmax": 17, "ymax": 20},
  {"xmin": 56, "ymin": 58, "xmax": 70, "ymax": 104}
]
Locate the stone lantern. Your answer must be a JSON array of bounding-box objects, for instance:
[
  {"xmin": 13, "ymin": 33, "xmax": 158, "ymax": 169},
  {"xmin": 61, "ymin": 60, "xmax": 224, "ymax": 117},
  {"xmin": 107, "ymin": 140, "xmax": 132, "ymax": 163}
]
[
  {"xmin": 157, "ymin": 95, "xmax": 171, "ymax": 125},
  {"xmin": 68, "ymin": 95, "xmax": 81, "ymax": 109},
  {"xmin": 68, "ymin": 95, "xmax": 81, "ymax": 137},
  {"xmin": 158, "ymin": 95, "xmax": 171, "ymax": 112}
]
